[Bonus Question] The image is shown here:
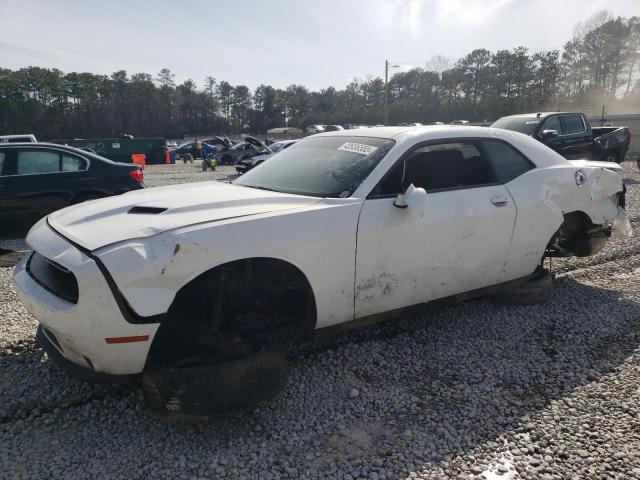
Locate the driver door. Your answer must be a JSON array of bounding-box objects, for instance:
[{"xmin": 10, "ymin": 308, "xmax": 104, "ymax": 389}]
[{"xmin": 354, "ymin": 141, "xmax": 517, "ymax": 318}]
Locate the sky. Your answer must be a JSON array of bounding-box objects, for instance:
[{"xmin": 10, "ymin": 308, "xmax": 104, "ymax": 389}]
[{"xmin": 1, "ymin": 0, "xmax": 639, "ymax": 91}]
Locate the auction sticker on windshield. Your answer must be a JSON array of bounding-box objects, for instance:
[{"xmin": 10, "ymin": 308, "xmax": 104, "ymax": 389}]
[{"xmin": 337, "ymin": 142, "xmax": 378, "ymax": 156}]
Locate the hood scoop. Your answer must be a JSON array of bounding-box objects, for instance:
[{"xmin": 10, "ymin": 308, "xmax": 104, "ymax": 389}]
[{"xmin": 128, "ymin": 206, "xmax": 168, "ymax": 215}]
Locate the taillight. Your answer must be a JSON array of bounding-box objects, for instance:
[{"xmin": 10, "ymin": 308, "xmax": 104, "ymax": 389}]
[
  {"xmin": 129, "ymin": 168, "xmax": 143, "ymax": 183},
  {"xmin": 627, "ymin": 130, "xmax": 632, "ymax": 145}
]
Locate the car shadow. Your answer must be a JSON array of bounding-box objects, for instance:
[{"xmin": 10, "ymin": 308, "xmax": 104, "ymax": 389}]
[
  {"xmin": 2, "ymin": 275, "xmax": 639, "ymax": 478},
  {"xmin": 192, "ymin": 275, "xmax": 640, "ymax": 475}
]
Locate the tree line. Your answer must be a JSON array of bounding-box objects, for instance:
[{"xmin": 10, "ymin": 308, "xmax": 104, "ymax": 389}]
[{"xmin": 1, "ymin": 11, "xmax": 639, "ymax": 140}]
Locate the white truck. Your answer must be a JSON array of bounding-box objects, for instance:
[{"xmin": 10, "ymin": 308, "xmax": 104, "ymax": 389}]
[{"xmin": 0, "ymin": 134, "xmax": 37, "ymax": 143}]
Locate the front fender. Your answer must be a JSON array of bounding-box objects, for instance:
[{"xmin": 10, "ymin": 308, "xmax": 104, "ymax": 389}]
[{"xmin": 94, "ymin": 200, "xmax": 363, "ymax": 328}]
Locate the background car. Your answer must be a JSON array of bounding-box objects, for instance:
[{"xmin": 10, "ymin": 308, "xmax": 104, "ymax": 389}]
[
  {"xmin": 235, "ymin": 139, "xmax": 298, "ymax": 173},
  {"xmin": 0, "ymin": 143, "xmax": 144, "ymax": 235},
  {"xmin": 169, "ymin": 141, "xmax": 197, "ymax": 163},
  {"xmin": 492, "ymin": 112, "xmax": 631, "ymax": 163},
  {"xmin": 305, "ymin": 125, "xmax": 326, "ymax": 134},
  {"xmin": 217, "ymin": 136, "xmax": 270, "ymax": 165},
  {"xmin": 169, "ymin": 137, "xmax": 232, "ymax": 163},
  {"xmin": 0, "ymin": 134, "xmax": 37, "ymax": 143}
]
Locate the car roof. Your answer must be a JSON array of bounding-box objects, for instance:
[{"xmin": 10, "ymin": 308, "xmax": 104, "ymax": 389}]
[
  {"xmin": 312, "ymin": 125, "xmax": 509, "ymax": 142},
  {"xmin": 310, "ymin": 125, "xmax": 563, "ymax": 155},
  {"xmin": 313, "ymin": 126, "xmax": 412, "ymax": 139},
  {"xmin": 497, "ymin": 112, "xmax": 580, "ymax": 120},
  {"xmin": 0, "ymin": 141, "xmax": 86, "ymax": 151},
  {"xmin": 0, "ymin": 142, "xmax": 115, "ymax": 162}
]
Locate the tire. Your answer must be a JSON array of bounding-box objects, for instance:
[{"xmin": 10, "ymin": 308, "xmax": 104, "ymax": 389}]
[
  {"xmin": 183, "ymin": 153, "xmax": 194, "ymax": 164},
  {"xmin": 221, "ymin": 154, "xmax": 231, "ymax": 165},
  {"xmin": 491, "ymin": 268, "xmax": 553, "ymax": 305},
  {"xmin": 142, "ymin": 343, "xmax": 288, "ymax": 416}
]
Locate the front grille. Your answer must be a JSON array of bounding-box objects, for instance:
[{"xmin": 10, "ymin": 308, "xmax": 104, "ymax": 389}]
[{"xmin": 27, "ymin": 252, "xmax": 79, "ymax": 303}]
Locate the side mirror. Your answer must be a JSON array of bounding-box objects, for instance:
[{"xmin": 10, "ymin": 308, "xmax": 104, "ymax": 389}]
[
  {"xmin": 393, "ymin": 183, "xmax": 428, "ymax": 217},
  {"xmin": 540, "ymin": 129, "xmax": 558, "ymax": 139}
]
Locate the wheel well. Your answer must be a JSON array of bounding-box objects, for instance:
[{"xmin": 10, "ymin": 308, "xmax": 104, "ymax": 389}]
[
  {"xmin": 545, "ymin": 211, "xmax": 610, "ymax": 257},
  {"xmin": 147, "ymin": 258, "xmax": 317, "ymax": 365}
]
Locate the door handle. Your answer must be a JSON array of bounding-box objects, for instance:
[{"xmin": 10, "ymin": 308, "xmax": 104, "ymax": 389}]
[{"xmin": 491, "ymin": 196, "xmax": 508, "ymax": 206}]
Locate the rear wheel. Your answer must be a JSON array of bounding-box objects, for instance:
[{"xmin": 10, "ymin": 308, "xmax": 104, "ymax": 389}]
[{"xmin": 221, "ymin": 154, "xmax": 232, "ymax": 165}]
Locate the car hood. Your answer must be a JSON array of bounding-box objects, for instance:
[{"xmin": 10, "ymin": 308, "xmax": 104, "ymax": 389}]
[
  {"xmin": 47, "ymin": 181, "xmax": 322, "ymax": 251},
  {"xmin": 244, "ymin": 135, "xmax": 270, "ymax": 152}
]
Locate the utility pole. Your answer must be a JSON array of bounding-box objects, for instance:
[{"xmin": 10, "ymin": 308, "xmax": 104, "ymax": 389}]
[{"xmin": 384, "ymin": 60, "xmax": 389, "ymax": 125}]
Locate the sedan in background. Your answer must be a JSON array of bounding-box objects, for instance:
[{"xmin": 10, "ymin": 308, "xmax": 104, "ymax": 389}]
[
  {"xmin": 0, "ymin": 143, "xmax": 144, "ymax": 235},
  {"xmin": 235, "ymin": 139, "xmax": 298, "ymax": 173}
]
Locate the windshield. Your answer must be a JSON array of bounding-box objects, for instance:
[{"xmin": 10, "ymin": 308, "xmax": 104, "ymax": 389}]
[
  {"xmin": 492, "ymin": 117, "xmax": 540, "ymax": 135},
  {"xmin": 233, "ymin": 136, "xmax": 395, "ymax": 198}
]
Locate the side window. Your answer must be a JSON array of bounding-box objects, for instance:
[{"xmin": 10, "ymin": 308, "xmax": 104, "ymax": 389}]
[
  {"xmin": 377, "ymin": 142, "xmax": 496, "ymax": 195},
  {"xmin": 0, "ymin": 152, "xmax": 5, "ymax": 175},
  {"xmin": 16, "ymin": 150, "xmax": 60, "ymax": 175},
  {"xmin": 560, "ymin": 115, "xmax": 585, "ymax": 135},
  {"xmin": 542, "ymin": 116, "xmax": 562, "ymax": 134},
  {"xmin": 61, "ymin": 154, "xmax": 84, "ymax": 172},
  {"xmin": 482, "ymin": 140, "xmax": 534, "ymax": 183}
]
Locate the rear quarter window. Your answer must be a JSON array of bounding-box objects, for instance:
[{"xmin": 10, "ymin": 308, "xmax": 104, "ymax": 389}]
[
  {"xmin": 482, "ymin": 140, "xmax": 534, "ymax": 183},
  {"xmin": 61, "ymin": 154, "xmax": 85, "ymax": 171}
]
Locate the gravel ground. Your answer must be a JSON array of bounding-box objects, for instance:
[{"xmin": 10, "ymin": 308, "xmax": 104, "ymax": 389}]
[
  {"xmin": 143, "ymin": 162, "xmax": 239, "ymax": 188},
  {"xmin": 1, "ymin": 162, "xmax": 640, "ymax": 479}
]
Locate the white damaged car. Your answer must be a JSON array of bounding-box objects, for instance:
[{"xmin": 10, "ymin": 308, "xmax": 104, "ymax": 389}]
[{"xmin": 13, "ymin": 126, "xmax": 630, "ymax": 391}]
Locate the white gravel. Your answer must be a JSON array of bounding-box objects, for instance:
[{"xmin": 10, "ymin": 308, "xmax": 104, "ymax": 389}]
[{"xmin": 1, "ymin": 162, "xmax": 640, "ymax": 479}]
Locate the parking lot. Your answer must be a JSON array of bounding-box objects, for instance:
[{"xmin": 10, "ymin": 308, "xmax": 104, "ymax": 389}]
[{"xmin": 1, "ymin": 160, "xmax": 640, "ymax": 479}]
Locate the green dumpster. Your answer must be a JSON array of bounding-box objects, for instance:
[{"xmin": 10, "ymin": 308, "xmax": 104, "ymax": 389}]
[{"xmin": 51, "ymin": 137, "xmax": 168, "ymax": 164}]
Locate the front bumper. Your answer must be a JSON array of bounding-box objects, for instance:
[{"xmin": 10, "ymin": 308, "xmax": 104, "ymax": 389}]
[
  {"xmin": 12, "ymin": 219, "xmax": 160, "ymax": 377},
  {"xmin": 36, "ymin": 326, "xmax": 138, "ymax": 383}
]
